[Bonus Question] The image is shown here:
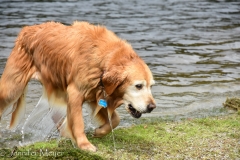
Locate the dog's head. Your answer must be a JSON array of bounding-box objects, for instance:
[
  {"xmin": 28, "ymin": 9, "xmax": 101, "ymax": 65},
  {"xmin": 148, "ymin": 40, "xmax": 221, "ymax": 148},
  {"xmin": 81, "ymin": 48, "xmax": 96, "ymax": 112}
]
[
  {"xmin": 122, "ymin": 61, "xmax": 156, "ymax": 118},
  {"xmin": 102, "ymin": 54, "xmax": 156, "ymax": 118}
]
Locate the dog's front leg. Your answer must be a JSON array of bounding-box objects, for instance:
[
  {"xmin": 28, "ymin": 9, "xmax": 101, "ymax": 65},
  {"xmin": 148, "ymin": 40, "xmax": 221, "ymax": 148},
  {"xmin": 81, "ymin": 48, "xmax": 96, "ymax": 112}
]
[
  {"xmin": 67, "ymin": 83, "xmax": 97, "ymax": 152},
  {"xmin": 94, "ymin": 110, "xmax": 120, "ymax": 138}
]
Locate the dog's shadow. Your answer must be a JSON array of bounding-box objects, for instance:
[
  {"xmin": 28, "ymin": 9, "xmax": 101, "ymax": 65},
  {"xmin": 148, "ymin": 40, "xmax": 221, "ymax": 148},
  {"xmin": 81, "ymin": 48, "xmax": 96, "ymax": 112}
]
[{"xmin": 88, "ymin": 125, "xmax": 158, "ymax": 156}]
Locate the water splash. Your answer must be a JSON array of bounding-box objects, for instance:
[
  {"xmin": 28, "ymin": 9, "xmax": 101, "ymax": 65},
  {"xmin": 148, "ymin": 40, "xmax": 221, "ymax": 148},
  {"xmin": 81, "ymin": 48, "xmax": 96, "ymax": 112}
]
[{"xmin": 20, "ymin": 93, "xmax": 66, "ymax": 146}]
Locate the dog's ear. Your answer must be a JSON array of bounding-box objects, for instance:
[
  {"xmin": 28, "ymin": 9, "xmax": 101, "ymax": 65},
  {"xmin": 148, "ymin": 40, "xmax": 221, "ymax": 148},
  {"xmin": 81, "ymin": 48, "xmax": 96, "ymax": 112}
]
[{"xmin": 102, "ymin": 68, "xmax": 127, "ymax": 96}]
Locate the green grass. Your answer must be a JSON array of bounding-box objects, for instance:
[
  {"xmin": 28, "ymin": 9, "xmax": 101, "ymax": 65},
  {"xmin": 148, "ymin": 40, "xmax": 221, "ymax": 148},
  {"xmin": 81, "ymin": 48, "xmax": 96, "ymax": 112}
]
[{"xmin": 0, "ymin": 113, "xmax": 239, "ymax": 160}]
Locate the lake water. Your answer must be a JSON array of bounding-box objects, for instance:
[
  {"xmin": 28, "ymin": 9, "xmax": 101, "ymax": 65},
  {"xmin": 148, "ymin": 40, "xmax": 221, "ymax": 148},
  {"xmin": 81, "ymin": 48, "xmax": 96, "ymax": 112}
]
[{"xmin": 0, "ymin": 0, "xmax": 240, "ymax": 147}]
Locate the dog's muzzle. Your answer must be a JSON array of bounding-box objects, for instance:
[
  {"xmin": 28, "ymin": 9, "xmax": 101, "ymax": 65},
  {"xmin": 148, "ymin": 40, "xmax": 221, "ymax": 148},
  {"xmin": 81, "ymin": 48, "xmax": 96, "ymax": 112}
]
[{"xmin": 127, "ymin": 103, "xmax": 156, "ymax": 119}]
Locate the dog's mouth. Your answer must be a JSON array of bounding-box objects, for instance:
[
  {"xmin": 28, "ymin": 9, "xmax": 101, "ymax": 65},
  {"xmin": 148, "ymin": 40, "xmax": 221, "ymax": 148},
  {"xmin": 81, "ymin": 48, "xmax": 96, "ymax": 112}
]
[{"xmin": 127, "ymin": 104, "xmax": 142, "ymax": 118}]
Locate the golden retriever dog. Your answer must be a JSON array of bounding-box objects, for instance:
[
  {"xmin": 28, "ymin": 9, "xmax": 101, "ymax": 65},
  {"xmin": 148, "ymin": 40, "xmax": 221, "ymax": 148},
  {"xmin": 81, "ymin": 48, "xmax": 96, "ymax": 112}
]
[{"xmin": 0, "ymin": 21, "xmax": 156, "ymax": 151}]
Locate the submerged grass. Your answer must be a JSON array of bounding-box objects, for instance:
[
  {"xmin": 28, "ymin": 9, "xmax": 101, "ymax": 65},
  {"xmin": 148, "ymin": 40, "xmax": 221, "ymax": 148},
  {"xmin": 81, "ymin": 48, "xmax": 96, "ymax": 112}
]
[
  {"xmin": 223, "ymin": 97, "xmax": 240, "ymax": 113},
  {"xmin": 0, "ymin": 98, "xmax": 239, "ymax": 159}
]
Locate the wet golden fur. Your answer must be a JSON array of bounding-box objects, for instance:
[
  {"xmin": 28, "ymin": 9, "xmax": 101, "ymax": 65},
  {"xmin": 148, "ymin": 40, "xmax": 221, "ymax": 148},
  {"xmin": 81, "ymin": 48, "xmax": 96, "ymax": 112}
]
[{"xmin": 0, "ymin": 21, "xmax": 155, "ymax": 151}]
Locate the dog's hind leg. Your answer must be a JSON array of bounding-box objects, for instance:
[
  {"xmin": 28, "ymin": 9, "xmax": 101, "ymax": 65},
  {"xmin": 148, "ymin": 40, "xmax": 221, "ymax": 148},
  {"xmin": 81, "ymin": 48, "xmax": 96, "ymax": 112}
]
[
  {"xmin": 0, "ymin": 45, "xmax": 35, "ymax": 129},
  {"xmin": 9, "ymin": 86, "xmax": 28, "ymax": 129}
]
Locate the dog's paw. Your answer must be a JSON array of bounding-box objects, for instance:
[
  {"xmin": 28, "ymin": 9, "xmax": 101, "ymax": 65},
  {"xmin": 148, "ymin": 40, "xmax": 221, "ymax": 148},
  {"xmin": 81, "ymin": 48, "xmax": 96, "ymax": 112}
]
[
  {"xmin": 93, "ymin": 127, "xmax": 109, "ymax": 138},
  {"xmin": 78, "ymin": 142, "xmax": 97, "ymax": 152}
]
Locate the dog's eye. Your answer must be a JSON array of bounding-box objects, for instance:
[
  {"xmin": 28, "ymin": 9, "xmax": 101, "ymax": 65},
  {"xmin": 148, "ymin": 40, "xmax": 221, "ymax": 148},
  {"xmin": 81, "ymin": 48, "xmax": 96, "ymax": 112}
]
[{"xmin": 135, "ymin": 84, "xmax": 143, "ymax": 90}]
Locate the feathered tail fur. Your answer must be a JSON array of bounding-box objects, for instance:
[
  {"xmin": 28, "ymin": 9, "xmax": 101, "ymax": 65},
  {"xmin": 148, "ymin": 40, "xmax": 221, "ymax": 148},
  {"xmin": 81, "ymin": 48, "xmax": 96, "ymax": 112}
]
[{"xmin": 0, "ymin": 33, "xmax": 36, "ymax": 129}]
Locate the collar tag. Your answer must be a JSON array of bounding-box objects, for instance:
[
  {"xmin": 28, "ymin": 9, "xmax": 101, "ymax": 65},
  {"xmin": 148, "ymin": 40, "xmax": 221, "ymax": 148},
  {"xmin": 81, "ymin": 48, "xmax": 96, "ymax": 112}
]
[{"xmin": 98, "ymin": 99, "xmax": 107, "ymax": 108}]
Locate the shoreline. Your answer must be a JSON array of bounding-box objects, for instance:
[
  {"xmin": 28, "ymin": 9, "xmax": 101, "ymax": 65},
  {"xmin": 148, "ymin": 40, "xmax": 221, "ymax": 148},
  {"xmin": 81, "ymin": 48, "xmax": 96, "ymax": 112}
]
[{"xmin": 0, "ymin": 111, "xmax": 239, "ymax": 160}]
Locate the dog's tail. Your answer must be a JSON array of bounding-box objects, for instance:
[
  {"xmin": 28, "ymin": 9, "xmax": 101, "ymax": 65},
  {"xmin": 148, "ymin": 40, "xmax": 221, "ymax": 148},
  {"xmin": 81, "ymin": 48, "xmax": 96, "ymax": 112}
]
[{"xmin": 0, "ymin": 39, "xmax": 36, "ymax": 129}]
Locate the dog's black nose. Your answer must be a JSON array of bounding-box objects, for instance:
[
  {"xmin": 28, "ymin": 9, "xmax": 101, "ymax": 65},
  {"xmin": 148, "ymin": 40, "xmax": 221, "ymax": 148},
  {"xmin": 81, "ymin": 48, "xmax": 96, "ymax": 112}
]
[{"xmin": 147, "ymin": 103, "xmax": 156, "ymax": 113}]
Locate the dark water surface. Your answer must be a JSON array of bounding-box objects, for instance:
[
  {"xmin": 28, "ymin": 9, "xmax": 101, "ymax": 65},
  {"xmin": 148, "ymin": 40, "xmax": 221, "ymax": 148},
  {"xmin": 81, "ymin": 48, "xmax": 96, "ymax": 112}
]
[{"xmin": 0, "ymin": 0, "xmax": 240, "ymax": 147}]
